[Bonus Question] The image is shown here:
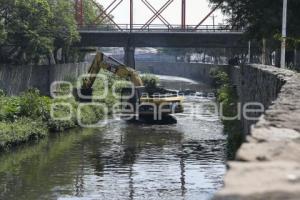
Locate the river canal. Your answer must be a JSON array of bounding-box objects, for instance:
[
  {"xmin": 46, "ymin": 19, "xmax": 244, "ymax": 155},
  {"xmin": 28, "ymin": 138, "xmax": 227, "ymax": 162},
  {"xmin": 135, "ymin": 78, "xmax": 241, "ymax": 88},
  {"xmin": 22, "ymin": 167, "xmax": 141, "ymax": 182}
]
[{"xmin": 0, "ymin": 75, "xmax": 227, "ymax": 200}]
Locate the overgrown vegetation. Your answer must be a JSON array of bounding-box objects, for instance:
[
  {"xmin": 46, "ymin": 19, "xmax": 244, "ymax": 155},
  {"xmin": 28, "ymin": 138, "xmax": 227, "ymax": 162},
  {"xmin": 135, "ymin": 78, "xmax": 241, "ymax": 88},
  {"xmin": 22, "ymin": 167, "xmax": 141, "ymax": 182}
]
[
  {"xmin": 209, "ymin": 0, "xmax": 300, "ymax": 67},
  {"xmin": 0, "ymin": 0, "xmax": 110, "ymax": 65},
  {"xmin": 141, "ymin": 74, "xmax": 160, "ymax": 95},
  {"xmin": 0, "ymin": 72, "xmax": 123, "ymax": 151},
  {"xmin": 0, "ymin": 118, "xmax": 48, "ymax": 149},
  {"xmin": 210, "ymin": 69, "xmax": 243, "ymax": 160}
]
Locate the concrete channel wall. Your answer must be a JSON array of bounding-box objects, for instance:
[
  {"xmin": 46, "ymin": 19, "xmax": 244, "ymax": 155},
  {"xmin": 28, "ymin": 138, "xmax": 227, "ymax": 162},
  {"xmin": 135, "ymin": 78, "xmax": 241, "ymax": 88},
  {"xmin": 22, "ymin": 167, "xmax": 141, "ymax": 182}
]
[
  {"xmin": 0, "ymin": 61, "xmax": 223, "ymax": 96},
  {"xmin": 0, "ymin": 63, "xmax": 89, "ymax": 96},
  {"xmin": 214, "ymin": 64, "xmax": 300, "ymax": 200},
  {"xmin": 136, "ymin": 61, "xmax": 226, "ymax": 84}
]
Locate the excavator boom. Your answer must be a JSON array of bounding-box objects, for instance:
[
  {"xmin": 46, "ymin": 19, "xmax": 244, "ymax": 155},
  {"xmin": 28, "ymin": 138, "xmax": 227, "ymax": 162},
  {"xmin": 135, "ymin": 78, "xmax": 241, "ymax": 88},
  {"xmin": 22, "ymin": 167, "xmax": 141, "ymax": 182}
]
[
  {"xmin": 78, "ymin": 51, "xmax": 184, "ymax": 123},
  {"xmin": 82, "ymin": 52, "xmax": 143, "ymax": 89}
]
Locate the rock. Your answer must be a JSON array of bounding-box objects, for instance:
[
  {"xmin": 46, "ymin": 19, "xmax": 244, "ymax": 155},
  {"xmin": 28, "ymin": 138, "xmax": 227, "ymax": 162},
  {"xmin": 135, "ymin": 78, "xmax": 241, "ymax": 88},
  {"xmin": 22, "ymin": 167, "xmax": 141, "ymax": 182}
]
[
  {"xmin": 251, "ymin": 127, "xmax": 300, "ymax": 142},
  {"xmin": 214, "ymin": 161, "xmax": 300, "ymax": 200},
  {"xmin": 236, "ymin": 140, "xmax": 300, "ymax": 162}
]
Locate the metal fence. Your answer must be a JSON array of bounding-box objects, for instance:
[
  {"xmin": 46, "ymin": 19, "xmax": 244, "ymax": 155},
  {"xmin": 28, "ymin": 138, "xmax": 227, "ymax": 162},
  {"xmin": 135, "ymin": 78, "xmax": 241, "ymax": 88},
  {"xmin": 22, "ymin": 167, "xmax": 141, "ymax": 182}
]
[{"xmin": 78, "ymin": 24, "xmax": 244, "ymax": 33}]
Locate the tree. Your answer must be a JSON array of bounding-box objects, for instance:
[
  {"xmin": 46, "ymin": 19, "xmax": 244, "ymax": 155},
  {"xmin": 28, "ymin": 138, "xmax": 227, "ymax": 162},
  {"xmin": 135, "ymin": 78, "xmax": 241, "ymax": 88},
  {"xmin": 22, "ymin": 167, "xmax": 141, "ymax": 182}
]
[
  {"xmin": 209, "ymin": 0, "xmax": 300, "ymax": 65},
  {"xmin": 0, "ymin": 0, "xmax": 113, "ymax": 64},
  {"xmin": 0, "ymin": 0, "xmax": 9, "ymax": 44},
  {"xmin": 209, "ymin": 0, "xmax": 299, "ymax": 38},
  {"xmin": 0, "ymin": 22, "xmax": 6, "ymax": 44},
  {"xmin": 83, "ymin": 0, "xmax": 112, "ymax": 25},
  {"xmin": 0, "ymin": 0, "xmax": 53, "ymax": 64},
  {"xmin": 48, "ymin": 0, "xmax": 80, "ymax": 64}
]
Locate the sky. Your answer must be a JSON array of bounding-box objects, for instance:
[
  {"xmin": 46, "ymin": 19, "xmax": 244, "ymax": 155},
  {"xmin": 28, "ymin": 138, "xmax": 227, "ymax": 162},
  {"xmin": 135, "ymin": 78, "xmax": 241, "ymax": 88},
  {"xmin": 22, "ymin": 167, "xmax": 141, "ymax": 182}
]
[{"xmin": 96, "ymin": 0, "xmax": 227, "ymax": 26}]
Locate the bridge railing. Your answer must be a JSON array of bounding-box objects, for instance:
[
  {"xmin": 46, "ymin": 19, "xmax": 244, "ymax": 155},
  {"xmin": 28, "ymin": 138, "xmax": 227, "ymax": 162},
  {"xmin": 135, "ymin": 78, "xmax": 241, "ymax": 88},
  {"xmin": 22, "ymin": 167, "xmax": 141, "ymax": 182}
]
[{"xmin": 77, "ymin": 24, "xmax": 244, "ymax": 33}]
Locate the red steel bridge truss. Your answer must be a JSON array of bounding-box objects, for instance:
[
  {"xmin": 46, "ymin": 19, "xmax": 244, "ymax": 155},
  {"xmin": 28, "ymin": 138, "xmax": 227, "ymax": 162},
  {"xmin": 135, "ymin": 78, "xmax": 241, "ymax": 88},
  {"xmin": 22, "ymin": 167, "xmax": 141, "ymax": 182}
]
[{"xmin": 74, "ymin": 0, "xmax": 231, "ymax": 32}]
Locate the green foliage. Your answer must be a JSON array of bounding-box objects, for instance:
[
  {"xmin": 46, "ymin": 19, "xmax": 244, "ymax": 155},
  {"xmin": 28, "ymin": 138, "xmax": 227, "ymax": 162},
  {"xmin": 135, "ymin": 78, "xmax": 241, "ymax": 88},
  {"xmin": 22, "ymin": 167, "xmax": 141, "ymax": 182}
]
[
  {"xmin": 0, "ymin": 72, "xmax": 121, "ymax": 149},
  {"xmin": 19, "ymin": 89, "xmax": 51, "ymax": 120},
  {"xmin": 0, "ymin": 0, "xmax": 110, "ymax": 64},
  {"xmin": 0, "ymin": 91, "xmax": 74, "ymax": 146},
  {"xmin": 141, "ymin": 74, "xmax": 160, "ymax": 94},
  {"xmin": 78, "ymin": 104, "xmax": 105, "ymax": 126},
  {"xmin": 83, "ymin": 0, "xmax": 112, "ymax": 25},
  {"xmin": 113, "ymin": 80, "xmax": 132, "ymax": 94},
  {"xmin": 0, "ymin": 90, "xmax": 75, "ymax": 146},
  {"xmin": 210, "ymin": 68, "xmax": 230, "ymax": 88},
  {"xmin": 0, "ymin": 89, "xmax": 6, "ymax": 97},
  {"xmin": 0, "ymin": 22, "xmax": 6, "ymax": 44},
  {"xmin": 209, "ymin": 0, "xmax": 300, "ymax": 44},
  {"xmin": 47, "ymin": 98, "xmax": 77, "ymax": 132},
  {"xmin": 48, "ymin": 0, "xmax": 80, "ymax": 64},
  {"xmin": 0, "ymin": 89, "xmax": 51, "ymax": 122},
  {"xmin": 211, "ymin": 69, "xmax": 243, "ymax": 160},
  {"xmin": 0, "ymin": 0, "xmax": 54, "ymax": 64},
  {"xmin": 0, "ymin": 96, "xmax": 21, "ymax": 122},
  {"xmin": 91, "ymin": 71, "xmax": 128, "ymax": 108},
  {"xmin": 0, "ymin": 118, "xmax": 47, "ymax": 150},
  {"xmin": 218, "ymin": 84, "xmax": 243, "ymax": 160}
]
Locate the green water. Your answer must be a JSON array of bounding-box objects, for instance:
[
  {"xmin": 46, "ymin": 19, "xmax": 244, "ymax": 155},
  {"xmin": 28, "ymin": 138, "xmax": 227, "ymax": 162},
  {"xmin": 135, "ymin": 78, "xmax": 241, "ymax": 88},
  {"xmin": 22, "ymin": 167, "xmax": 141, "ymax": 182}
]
[{"xmin": 0, "ymin": 76, "xmax": 227, "ymax": 200}]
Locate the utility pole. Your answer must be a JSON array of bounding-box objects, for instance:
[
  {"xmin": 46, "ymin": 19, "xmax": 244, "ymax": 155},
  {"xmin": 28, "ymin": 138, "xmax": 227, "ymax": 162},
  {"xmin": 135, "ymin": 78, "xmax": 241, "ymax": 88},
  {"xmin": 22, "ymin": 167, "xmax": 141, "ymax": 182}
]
[
  {"xmin": 248, "ymin": 41, "xmax": 251, "ymax": 63},
  {"xmin": 281, "ymin": 0, "xmax": 288, "ymax": 68},
  {"xmin": 181, "ymin": 0, "xmax": 186, "ymax": 30},
  {"xmin": 130, "ymin": 0, "xmax": 133, "ymax": 32}
]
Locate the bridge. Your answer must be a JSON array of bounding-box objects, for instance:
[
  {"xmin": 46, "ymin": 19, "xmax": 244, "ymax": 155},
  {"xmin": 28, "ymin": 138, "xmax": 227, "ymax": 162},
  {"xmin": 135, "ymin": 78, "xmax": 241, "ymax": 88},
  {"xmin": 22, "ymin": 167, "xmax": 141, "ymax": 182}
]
[
  {"xmin": 77, "ymin": 24, "xmax": 245, "ymax": 48},
  {"xmin": 75, "ymin": 0, "xmax": 246, "ymax": 67}
]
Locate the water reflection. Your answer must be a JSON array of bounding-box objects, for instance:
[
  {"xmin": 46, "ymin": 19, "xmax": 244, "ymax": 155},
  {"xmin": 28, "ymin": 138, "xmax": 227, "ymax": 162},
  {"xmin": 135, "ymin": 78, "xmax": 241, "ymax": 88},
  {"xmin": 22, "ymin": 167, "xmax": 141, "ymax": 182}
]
[{"xmin": 0, "ymin": 76, "xmax": 226, "ymax": 200}]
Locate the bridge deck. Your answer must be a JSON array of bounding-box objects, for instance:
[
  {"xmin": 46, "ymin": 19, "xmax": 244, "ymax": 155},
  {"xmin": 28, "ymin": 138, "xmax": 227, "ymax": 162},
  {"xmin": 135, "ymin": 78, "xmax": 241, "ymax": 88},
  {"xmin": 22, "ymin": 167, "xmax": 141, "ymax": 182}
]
[
  {"xmin": 76, "ymin": 24, "xmax": 246, "ymax": 48},
  {"xmin": 77, "ymin": 30, "xmax": 246, "ymax": 48}
]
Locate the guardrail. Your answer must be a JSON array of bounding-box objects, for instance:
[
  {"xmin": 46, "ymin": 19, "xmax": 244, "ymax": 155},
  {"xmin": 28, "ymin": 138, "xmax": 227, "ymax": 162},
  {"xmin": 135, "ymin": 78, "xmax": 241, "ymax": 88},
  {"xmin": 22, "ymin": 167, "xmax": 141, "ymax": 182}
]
[{"xmin": 77, "ymin": 24, "xmax": 244, "ymax": 33}]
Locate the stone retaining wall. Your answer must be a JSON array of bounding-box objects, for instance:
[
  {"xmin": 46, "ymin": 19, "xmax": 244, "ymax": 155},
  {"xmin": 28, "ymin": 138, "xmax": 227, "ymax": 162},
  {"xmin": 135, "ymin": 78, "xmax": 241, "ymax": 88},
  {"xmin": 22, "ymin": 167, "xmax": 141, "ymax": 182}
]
[
  {"xmin": 0, "ymin": 63, "xmax": 89, "ymax": 96},
  {"xmin": 229, "ymin": 65, "xmax": 286, "ymax": 134},
  {"xmin": 214, "ymin": 64, "xmax": 300, "ymax": 199}
]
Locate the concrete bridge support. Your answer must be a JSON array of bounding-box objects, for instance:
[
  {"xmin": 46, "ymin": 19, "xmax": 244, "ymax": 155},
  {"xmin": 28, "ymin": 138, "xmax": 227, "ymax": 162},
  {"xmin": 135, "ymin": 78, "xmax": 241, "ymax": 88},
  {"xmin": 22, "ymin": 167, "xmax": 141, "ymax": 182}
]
[{"xmin": 124, "ymin": 46, "xmax": 135, "ymax": 68}]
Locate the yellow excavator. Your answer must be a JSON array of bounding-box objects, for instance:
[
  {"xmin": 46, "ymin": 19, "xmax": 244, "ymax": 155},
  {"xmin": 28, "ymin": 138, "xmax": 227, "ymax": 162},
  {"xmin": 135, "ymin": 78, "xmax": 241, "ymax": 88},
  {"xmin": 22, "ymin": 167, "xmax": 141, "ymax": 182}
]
[{"xmin": 76, "ymin": 51, "xmax": 184, "ymax": 123}]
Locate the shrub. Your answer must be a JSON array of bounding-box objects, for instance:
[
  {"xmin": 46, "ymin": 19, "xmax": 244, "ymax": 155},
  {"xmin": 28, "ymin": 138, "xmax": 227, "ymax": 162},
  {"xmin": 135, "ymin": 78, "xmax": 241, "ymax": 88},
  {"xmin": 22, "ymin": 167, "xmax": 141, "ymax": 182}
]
[
  {"xmin": 0, "ymin": 70, "xmax": 123, "ymax": 150},
  {"xmin": 0, "ymin": 89, "xmax": 6, "ymax": 97},
  {"xmin": 141, "ymin": 74, "xmax": 159, "ymax": 88},
  {"xmin": 210, "ymin": 69, "xmax": 243, "ymax": 160},
  {"xmin": 0, "ymin": 96, "xmax": 21, "ymax": 122},
  {"xmin": 46, "ymin": 97, "xmax": 80, "ymax": 132},
  {"xmin": 19, "ymin": 89, "xmax": 51, "ymax": 121},
  {"xmin": 77, "ymin": 104, "xmax": 105, "ymax": 126},
  {"xmin": 210, "ymin": 68, "xmax": 230, "ymax": 88},
  {"xmin": 0, "ymin": 118, "xmax": 48, "ymax": 149},
  {"xmin": 141, "ymin": 74, "xmax": 160, "ymax": 94}
]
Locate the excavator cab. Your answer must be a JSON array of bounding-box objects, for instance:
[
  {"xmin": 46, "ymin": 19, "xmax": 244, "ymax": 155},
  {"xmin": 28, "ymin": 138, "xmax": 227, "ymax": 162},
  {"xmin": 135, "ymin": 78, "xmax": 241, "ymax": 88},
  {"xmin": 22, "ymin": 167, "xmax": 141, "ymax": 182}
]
[
  {"xmin": 120, "ymin": 86, "xmax": 151, "ymax": 118},
  {"xmin": 120, "ymin": 86, "xmax": 145, "ymax": 106}
]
